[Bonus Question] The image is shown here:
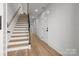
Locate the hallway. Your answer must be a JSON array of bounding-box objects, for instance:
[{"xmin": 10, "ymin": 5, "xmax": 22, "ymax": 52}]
[
  {"xmin": 0, "ymin": 3, "xmax": 78, "ymax": 56},
  {"xmin": 7, "ymin": 14, "xmax": 62, "ymax": 56}
]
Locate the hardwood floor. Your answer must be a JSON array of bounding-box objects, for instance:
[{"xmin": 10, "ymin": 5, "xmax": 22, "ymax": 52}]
[{"xmin": 8, "ymin": 33, "xmax": 62, "ymax": 56}]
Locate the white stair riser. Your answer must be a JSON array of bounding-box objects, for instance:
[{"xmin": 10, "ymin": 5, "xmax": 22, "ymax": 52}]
[
  {"xmin": 15, "ymin": 26, "xmax": 28, "ymax": 27},
  {"xmin": 14, "ymin": 27, "xmax": 28, "ymax": 29},
  {"xmin": 16, "ymin": 24, "xmax": 28, "ymax": 26},
  {"xmin": 12, "ymin": 33, "xmax": 29, "ymax": 36},
  {"xmin": 16, "ymin": 25, "xmax": 28, "ymax": 26}
]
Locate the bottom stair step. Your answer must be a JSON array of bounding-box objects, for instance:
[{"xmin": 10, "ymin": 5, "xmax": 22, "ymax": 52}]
[
  {"xmin": 10, "ymin": 37, "xmax": 29, "ymax": 40},
  {"xmin": 8, "ymin": 41, "xmax": 29, "ymax": 45},
  {"xmin": 8, "ymin": 43, "xmax": 29, "ymax": 48},
  {"xmin": 7, "ymin": 45, "xmax": 31, "ymax": 51}
]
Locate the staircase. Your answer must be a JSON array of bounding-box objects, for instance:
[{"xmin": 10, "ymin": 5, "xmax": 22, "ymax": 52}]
[{"xmin": 7, "ymin": 15, "xmax": 31, "ymax": 52}]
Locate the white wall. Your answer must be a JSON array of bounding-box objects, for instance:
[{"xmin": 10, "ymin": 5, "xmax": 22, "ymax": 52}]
[
  {"xmin": 32, "ymin": 3, "xmax": 79, "ymax": 56},
  {"xmin": 22, "ymin": 4, "xmax": 27, "ymax": 14},
  {"xmin": 3, "ymin": 3, "xmax": 7, "ymax": 56},
  {"xmin": 7, "ymin": 3, "xmax": 19, "ymax": 25},
  {"xmin": 72, "ymin": 3, "xmax": 79, "ymax": 56},
  {"xmin": 0, "ymin": 3, "xmax": 3, "ymax": 56},
  {"xmin": 34, "ymin": 11, "xmax": 48, "ymax": 43},
  {"xmin": 48, "ymin": 3, "xmax": 79, "ymax": 56},
  {"xmin": 7, "ymin": 3, "xmax": 20, "ymax": 41}
]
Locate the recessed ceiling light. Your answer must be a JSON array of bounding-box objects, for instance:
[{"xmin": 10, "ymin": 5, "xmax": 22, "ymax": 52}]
[
  {"xmin": 35, "ymin": 9, "xmax": 38, "ymax": 12},
  {"xmin": 46, "ymin": 10, "xmax": 50, "ymax": 14},
  {"xmin": 31, "ymin": 16, "xmax": 34, "ymax": 19}
]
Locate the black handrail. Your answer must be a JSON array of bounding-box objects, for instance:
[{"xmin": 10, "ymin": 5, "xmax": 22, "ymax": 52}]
[
  {"xmin": 27, "ymin": 3, "xmax": 31, "ymax": 44},
  {"xmin": 28, "ymin": 14, "xmax": 31, "ymax": 44}
]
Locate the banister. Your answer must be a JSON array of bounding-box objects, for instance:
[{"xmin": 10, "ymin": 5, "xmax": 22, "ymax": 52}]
[{"xmin": 27, "ymin": 3, "xmax": 31, "ymax": 44}]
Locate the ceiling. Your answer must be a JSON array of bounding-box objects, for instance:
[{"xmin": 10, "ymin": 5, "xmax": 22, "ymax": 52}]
[
  {"xmin": 29, "ymin": 3, "xmax": 49, "ymax": 19},
  {"xmin": 22, "ymin": 3, "xmax": 49, "ymax": 19}
]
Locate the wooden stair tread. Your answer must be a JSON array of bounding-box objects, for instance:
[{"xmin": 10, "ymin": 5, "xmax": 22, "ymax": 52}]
[
  {"xmin": 15, "ymin": 26, "xmax": 28, "ymax": 28},
  {"xmin": 14, "ymin": 28, "xmax": 28, "ymax": 31},
  {"xmin": 11, "ymin": 35, "xmax": 29, "ymax": 37},
  {"xmin": 12, "ymin": 32, "xmax": 29, "ymax": 34},
  {"xmin": 9, "ymin": 39, "xmax": 28, "ymax": 42},
  {"xmin": 7, "ymin": 45, "xmax": 30, "ymax": 52},
  {"xmin": 12, "ymin": 33, "xmax": 29, "ymax": 35},
  {"xmin": 8, "ymin": 43, "xmax": 29, "ymax": 48},
  {"xmin": 16, "ymin": 25, "xmax": 28, "ymax": 26}
]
